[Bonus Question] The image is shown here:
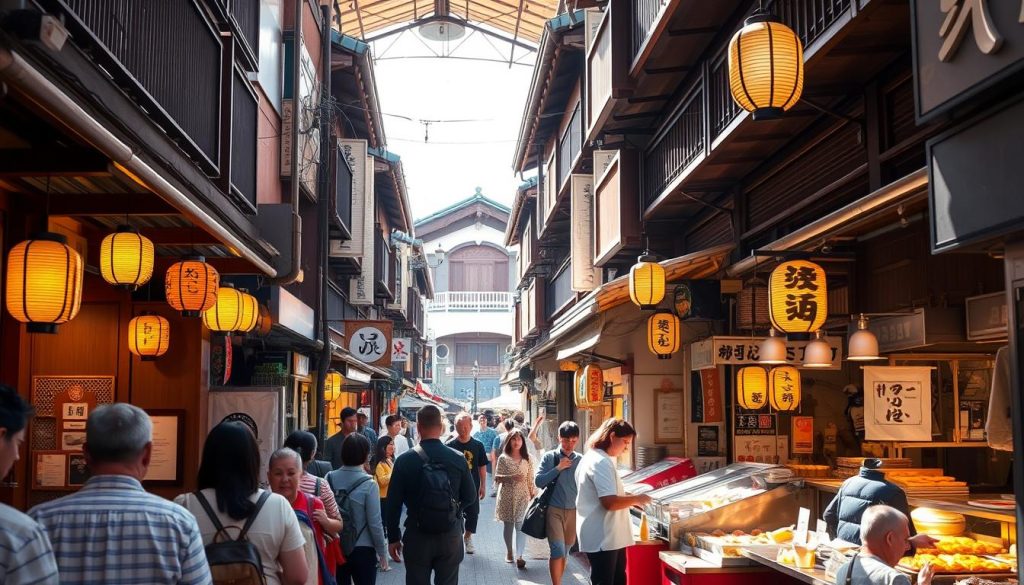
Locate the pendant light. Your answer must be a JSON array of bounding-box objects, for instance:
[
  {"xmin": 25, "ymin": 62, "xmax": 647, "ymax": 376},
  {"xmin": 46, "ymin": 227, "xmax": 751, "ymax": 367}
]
[
  {"xmin": 202, "ymin": 284, "xmax": 245, "ymax": 332},
  {"xmin": 803, "ymin": 330, "xmax": 833, "ymax": 368},
  {"xmin": 646, "ymin": 310, "xmax": 680, "ymax": 359},
  {"xmin": 736, "ymin": 366, "xmax": 768, "ymax": 410},
  {"xmin": 165, "ymin": 256, "xmax": 219, "ymax": 317},
  {"xmin": 128, "ymin": 313, "xmax": 170, "ymax": 360},
  {"xmin": 768, "ymin": 366, "xmax": 801, "ymax": 411},
  {"xmin": 758, "ymin": 329, "xmax": 788, "ymax": 364},
  {"xmin": 99, "ymin": 225, "xmax": 154, "ymax": 290},
  {"xmin": 848, "ymin": 314, "xmax": 881, "ymax": 361},
  {"xmin": 325, "ymin": 370, "xmax": 344, "ymax": 401},
  {"xmin": 6, "ymin": 232, "xmax": 84, "ymax": 333},
  {"xmin": 629, "ymin": 252, "xmax": 665, "ymax": 310},
  {"xmin": 728, "ymin": 9, "xmax": 804, "ymax": 120}
]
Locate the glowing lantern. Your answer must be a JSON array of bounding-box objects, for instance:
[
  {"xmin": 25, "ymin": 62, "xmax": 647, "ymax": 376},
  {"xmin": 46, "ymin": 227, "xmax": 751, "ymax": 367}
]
[
  {"xmin": 6, "ymin": 233, "xmax": 84, "ymax": 333},
  {"xmin": 646, "ymin": 310, "xmax": 680, "ymax": 359},
  {"xmin": 254, "ymin": 303, "xmax": 273, "ymax": 336},
  {"xmin": 236, "ymin": 289, "xmax": 259, "ymax": 333},
  {"xmin": 99, "ymin": 225, "xmax": 154, "ymax": 290},
  {"xmin": 325, "ymin": 370, "xmax": 344, "ymax": 401},
  {"xmin": 574, "ymin": 367, "xmax": 593, "ymax": 408},
  {"xmin": 558, "ymin": 360, "xmax": 578, "ymax": 372},
  {"xmin": 736, "ymin": 366, "xmax": 768, "ymax": 410},
  {"xmin": 769, "ymin": 366, "xmax": 801, "ymax": 411},
  {"xmin": 728, "ymin": 12, "xmax": 804, "ymax": 120},
  {"xmin": 583, "ymin": 364, "xmax": 604, "ymax": 404},
  {"xmin": 629, "ymin": 254, "xmax": 665, "ymax": 309},
  {"xmin": 165, "ymin": 256, "xmax": 219, "ymax": 317},
  {"xmin": 203, "ymin": 285, "xmax": 249, "ymax": 332},
  {"xmin": 768, "ymin": 260, "xmax": 827, "ymax": 334},
  {"xmin": 128, "ymin": 314, "xmax": 170, "ymax": 360}
]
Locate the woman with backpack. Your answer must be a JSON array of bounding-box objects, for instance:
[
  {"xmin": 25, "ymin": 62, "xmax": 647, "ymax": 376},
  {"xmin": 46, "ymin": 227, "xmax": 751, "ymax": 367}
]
[
  {"xmin": 284, "ymin": 431, "xmax": 345, "ymax": 567},
  {"xmin": 494, "ymin": 428, "xmax": 536, "ymax": 569},
  {"xmin": 327, "ymin": 433, "xmax": 389, "ymax": 585},
  {"xmin": 370, "ymin": 436, "xmax": 395, "ymax": 542},
  {"xmin": 268, "ymin": 448, "xmax": 336, "ymax": 585},
  {"xmin": 176, "ymin": 422, "xmax": 308, "ymax": 585}
]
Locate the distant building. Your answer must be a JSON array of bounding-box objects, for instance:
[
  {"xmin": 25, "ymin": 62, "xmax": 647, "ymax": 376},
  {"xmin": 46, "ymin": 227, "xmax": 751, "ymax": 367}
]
[{"xmin": 416, "ymin": 188, "xmax": 515, "ymax": 403}]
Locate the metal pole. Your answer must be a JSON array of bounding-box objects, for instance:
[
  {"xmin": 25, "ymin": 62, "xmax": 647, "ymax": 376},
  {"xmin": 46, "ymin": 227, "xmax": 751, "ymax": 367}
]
[{"xmin": 472, "ymin": 360, "xmax": 479, "ymax": 414}]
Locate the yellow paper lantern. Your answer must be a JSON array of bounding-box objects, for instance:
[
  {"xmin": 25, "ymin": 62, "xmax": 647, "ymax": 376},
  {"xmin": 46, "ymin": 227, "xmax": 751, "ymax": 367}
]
[
  {"xmin": 768, "ymin": 260, "xmax": 827, "ymax": 334},
  {"xmin": 6, "ymin": 233, "xmax": 84, "ymax": 333},
  {"xmin": 629, "ymin": 254, "xmax": 665, "ymax": 309},
  {"xmin": 236, "ymin": 289, "xmax": 259, "ymax": 333},
  {"xmin": 325, "ymin": 370, "xmax": 344, "ymax": 401},
  {"xmin": 165, "ymin": 256, "xmax": 219, "ymax": 317},
  {"xmin": 202, "ymin": 285, "xmax": 247, "ymax": 332},
  {"xmin": 573, "ymin": 367, "xmax": 592, "ymax": 408},
  {"xmin": 646, "ymin": 310, "xmax": 680, "ymax": 360},
  {"xmin": 769, "ymin": 366, "xmax": 801, "ymax": 411},
  {"xmin": 736, "ymin": 366, "xmax": 768, "ymax": 410},
  {"xmin": 583, "ymin": 364, "xmax": 604, "ymax": 405},
  {"xmin": 728, "ymin": 13, "xmax": 804, "ymax": 121},
  {"xmin": 99, "ymin": 225, "xmax": 154, "ymax": 290},
  {"xmin": 558, "ymin": 360, "xmax": 578, "ymax": 372},
  {"xmin": 128, "ymin": 314, "xmax": 170, "ymax": 360},
  {"xmin": 254, "ymin": 303, "xmax": 273, "ymax": 336}
]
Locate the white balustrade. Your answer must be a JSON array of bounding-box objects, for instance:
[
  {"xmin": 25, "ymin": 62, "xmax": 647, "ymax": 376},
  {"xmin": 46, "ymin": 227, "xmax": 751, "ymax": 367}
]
[{"xmin": 426, "ymin": 291, "xmax": 514, "ymax": 312}]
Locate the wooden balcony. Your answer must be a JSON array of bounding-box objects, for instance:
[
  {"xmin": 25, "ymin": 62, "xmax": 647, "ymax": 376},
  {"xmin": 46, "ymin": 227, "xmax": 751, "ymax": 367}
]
[
  {"xmin": 585, "ymin": 1, "xmax": 633, "ymax": 142},
  {"xmin": 593, "ymin": 149, "xmax": 641, "ymax": 266}
]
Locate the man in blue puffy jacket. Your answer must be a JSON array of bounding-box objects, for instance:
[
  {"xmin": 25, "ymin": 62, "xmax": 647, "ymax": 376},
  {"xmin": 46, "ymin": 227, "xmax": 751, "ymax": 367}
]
[{"xmin": 824, "ymin": 458, "xmax": 937, "ymax": 550}]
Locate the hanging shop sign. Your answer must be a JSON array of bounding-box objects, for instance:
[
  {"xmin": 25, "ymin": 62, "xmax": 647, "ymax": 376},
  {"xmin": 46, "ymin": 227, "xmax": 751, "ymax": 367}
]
[
  {"xmin": 735, "ymin": 413, "xmax": 777, "ymax": 436},
  {"xmin": 690, "ymin": 368, "xmax": 724, "ymax": 423},
  {"xmin": 965, "ymin": 292, "xmax": 1007, "ymax": 340},
  {"xmin": 910, "ymin": 0, "xmax": 1024, "ymax": 122},
  {"xmin": 330, "ymin": 139, "xmax": 376, "ymax": 305},
  {"xmin": 570, "ymin": 175, "xmax": 602, "ymax": 292},
  {"xmin": 345, "ymin": 320, "xmax": 393, "ymax": 367},
  {"xmin": 768, "ymin": 260, "xmax": 827, "ymax": 333},
  {"xmin": 673, "ymin": 281, "xmax": 724, "ymax": 321},
  {"xmin": 270, "ymin": 286, "xmax": 315, "ymax": 341},
  {"xmin": 792, "ymin": 416, "xmax": 814, "ymax": 454},
  {"xmin": 646, "ymin": 310, "xmax": 680, "ymax": 359},
  {"xmin": 391, "ymin": 337, "xmax": 411, "ymax": 363},
  {"xmin": 691, "ymin": 336, "xmax": 842, "ymax": 370},
  {"xmin": 863, "ymin": 366, "xmax": 933, "ymax": 442}
]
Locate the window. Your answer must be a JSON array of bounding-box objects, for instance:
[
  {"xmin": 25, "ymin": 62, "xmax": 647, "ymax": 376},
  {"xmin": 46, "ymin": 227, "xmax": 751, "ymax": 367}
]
[
  {"xmin": 448, "ymin": 245, "xmax": 509, "ymax": 292},
  {"xmin": 455, "ymin": 343, "xmax": 500, "ymax": 366}
]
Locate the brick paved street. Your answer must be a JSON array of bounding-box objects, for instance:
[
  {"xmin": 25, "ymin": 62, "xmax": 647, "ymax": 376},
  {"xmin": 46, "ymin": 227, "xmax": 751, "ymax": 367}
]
[{"xmin": 377, "ymin": 495, "xmax": 591, "ymax": 585}]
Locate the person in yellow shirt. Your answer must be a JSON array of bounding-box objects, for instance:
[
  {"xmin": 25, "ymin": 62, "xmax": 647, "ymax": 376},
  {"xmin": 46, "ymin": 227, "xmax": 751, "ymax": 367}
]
[{"xmin": 372, "ymin": 436, "xmax": 395, "ymax": 541}]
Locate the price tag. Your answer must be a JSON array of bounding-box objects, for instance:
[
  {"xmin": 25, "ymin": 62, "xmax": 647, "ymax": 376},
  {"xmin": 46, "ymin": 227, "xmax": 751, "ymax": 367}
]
[
  {"xmin": 794, "ymin": 507, "xmax": 811, "ymax": 545},
  {"xmin": 816, "ymin": 519, "xmax": 829, "ymax": 546}
]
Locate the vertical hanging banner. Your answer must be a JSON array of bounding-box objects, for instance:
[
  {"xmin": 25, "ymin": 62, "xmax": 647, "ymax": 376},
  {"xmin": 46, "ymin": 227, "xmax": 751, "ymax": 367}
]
[
  {"xmin": 863, "ymin": 366, "xmax": 932, "ymax": 441},
  {"xmin": 570, "ymin": 175, "xmax": 601, "ymax": 291},
  {"xmin": 331, "ymin": 140, "xmax": 376, "ymax": 305},
  {"xmin": 700, "ymin": 368, "xmax": 723, "ymax": 423}
]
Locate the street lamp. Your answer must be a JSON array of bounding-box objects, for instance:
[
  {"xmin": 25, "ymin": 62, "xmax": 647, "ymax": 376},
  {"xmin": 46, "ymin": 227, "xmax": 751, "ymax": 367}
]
[{"xmin": 471, "ymin": 360, "xmax": 479, "ymax": 414}]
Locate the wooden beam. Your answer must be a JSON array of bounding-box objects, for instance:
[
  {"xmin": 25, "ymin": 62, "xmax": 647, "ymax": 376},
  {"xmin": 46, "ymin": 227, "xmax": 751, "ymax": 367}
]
[
  {"xmin": 138, "ymin": 227, "xmax": 223, "ymax": 246},
  {"xmin": 644, "ymin": 65, "xmax": 690, "ymax": 75},
  {"xmin": 509, "ymin": 0, "xmax": 525, "ymax": 66},
  {"xmin": 667, "ymin": 26, "xmax": 718, "ymax": 36},
  {"xmin": 352, "ymin": 0, "xmax": 367, "ymax": 38},
  {"xmin": 0, "ymin": 149, "xmax": 109, "ymax": 176},
  {"xmin": 48, "ymin": 194, "xmax": 177, "ymax": 216},
  {"xmin": 627, "ymin": 94, "xmax": 671, "ymax": 104}
]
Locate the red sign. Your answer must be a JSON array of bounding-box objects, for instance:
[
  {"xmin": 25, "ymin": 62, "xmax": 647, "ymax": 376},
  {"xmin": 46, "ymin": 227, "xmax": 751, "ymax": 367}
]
[
  {"xmin": 792, "ymin": 416, "xmax": 814, "ymax": 454},
  {"xmin": 699, "ymin": 369, "xmax": 723, "ymax": 423}
]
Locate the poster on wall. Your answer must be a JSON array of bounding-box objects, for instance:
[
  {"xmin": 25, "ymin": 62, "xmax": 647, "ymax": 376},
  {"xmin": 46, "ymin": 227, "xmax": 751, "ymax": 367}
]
[
  {"xmin": 863, "ymin": 366, "xmax": 933, "ymax": 441},
  {"xmin": 734, "ymin": 435, "xmax": 788, "ymax": 464},
  {"xmin": 209, "ymin": 388, "xmax": 284, "ymax": 481},
  {"xmin": 697, "ymin": 426, "xmax": 720, "ymax": 456},
  {"xmin": 655, "ymin": 387, "xmax": 684, "ymax": 443},
  {"xmin": 792, "ymin": 416, "xmax": 814, "ymax": 454}
]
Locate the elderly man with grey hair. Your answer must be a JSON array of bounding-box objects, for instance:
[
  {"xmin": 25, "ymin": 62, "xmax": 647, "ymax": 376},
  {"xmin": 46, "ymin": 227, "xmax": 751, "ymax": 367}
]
[
  {"xmin": 30, "ymin": 403, "xmax": 211, "ymax": 585},
  {"xmin": 835, "ymin": 505, "xmax": 935, "ymax": 585},
  {"xmin": 446, "ymin": 411, "xmax": 488, "ymax": 554}
]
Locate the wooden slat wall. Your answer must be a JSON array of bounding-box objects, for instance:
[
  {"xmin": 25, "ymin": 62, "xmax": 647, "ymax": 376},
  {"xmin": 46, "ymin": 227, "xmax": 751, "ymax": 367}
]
[{"xmin": 686, "ymin": 211, "xmax": 733, "ymax": 252}]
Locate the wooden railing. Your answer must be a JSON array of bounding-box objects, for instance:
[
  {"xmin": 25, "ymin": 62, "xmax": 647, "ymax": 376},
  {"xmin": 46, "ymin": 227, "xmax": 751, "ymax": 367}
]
[
  {"xmin": 643, "ymin": 85, "xmax": 705, "ymax": 207},
  {"xmin": 631, "ymin": 0, "xmax": 669, "ymax": 63},
  {"xmin": 427, "ymin": 292, "xmax": 514, "ymax": 312}
]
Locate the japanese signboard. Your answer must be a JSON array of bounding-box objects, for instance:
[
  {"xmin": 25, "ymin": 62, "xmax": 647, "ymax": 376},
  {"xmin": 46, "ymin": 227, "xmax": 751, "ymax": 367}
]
[
  {"xmin": 344, "ymin": 320, "xmax": 393, "ymax": 367},
  {"xmin": 792, "ymin": 416, "xmax": 814, "ymax": 454},
  {"xmin": 863, "ymin": 366, "xmax": 933, "ymax": 441},
  {"xmin": 734, "ymin": 413, "xmax": 777, "ymax": 436},
  {"xmin": 734, "ymin": 434, "xmax": 788, "ymax": 464},
  {"xmin": 330, "ymin": 140, "xmax": 376, "ymax": 305},
  {"xmin": 391, "ymin": 337, "xmax": 410, "ymax": 363},
  {"xmin": 570, "ymin": 175, "xmax": 601, "ymax": 291},
  {"xmin": 768, "ymin": 261, "xmax": 828, "ymax": 333},
  {"xmin": 691, "ymin": 368, "xmax": 724, "ymax": 423},
  {"xmin": 691, "ymin": 336, "xmax": 843, "ymax": 370}
]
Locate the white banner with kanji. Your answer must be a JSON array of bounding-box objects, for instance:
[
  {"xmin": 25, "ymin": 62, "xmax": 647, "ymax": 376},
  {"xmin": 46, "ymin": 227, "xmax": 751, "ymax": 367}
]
[{"xmin": 863, "ymin": 366, "xmax": 932, "ymax": 441}]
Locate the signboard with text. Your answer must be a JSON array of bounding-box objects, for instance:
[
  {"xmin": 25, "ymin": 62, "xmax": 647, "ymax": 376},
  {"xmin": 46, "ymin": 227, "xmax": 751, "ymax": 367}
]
[
  {"xmin": 691, "ymin": 336, "xmax": 843, "ymax": 370},
  {"xmin": 391, "ymin": 338, "xmax": 410, "ymax": 363},
  {"xmin": 344, "ymin": 320, "xmax": 393, "ymax": 367},
  {"xmin": 863, "ymin": 366, "xmax": 932, "ymax": 441}
]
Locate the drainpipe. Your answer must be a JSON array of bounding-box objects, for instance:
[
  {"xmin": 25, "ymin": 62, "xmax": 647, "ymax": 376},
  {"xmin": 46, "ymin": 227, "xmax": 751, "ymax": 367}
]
[
  {"xmin": 315, "ymin": 0, "xmax": 332, "ymax": 443},
  {"xmin": 268, "ymin": 0, "xmax": 305, "ymax": 285}
]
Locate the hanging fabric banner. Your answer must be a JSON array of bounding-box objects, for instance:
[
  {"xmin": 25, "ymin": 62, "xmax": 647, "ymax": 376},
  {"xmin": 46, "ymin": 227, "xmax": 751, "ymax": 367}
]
[{"xmin": 863, "ymin": 366, "xmax": 933, "ymax": 441}]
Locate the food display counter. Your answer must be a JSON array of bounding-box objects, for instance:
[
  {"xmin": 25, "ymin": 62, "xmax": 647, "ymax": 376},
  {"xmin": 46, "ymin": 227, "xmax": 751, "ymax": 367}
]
[{"xmin": 622, "ymin": 457, "xmax": 697, "ymax": 493}]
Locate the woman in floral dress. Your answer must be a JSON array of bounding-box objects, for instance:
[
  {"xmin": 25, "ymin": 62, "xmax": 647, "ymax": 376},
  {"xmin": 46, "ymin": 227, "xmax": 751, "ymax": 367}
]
[{"xmin": 494, "ymin": 428, "xmax": 536, "ymax": 569}]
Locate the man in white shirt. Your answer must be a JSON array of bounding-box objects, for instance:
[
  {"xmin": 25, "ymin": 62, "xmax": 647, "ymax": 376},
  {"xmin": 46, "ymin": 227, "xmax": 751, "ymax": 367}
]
[
  {"xmin": 836, "ymin": 505, "xmax": 935, "ymax": 585},
  {"xmin": 385, "ymin": 414, "xmax": 410, "ymax": 456}
]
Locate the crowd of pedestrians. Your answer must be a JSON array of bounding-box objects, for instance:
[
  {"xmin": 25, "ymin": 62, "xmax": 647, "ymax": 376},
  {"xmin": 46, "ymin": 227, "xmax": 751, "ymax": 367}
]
[{"xmin": 0, "ymin": 382, "xmax": 650, "ymax": 585}]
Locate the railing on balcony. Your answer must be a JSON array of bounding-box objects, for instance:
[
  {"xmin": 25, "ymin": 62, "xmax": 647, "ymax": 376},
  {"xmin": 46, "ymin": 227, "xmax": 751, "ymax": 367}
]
[
  {"xmin": 708, "ymin": 52, "xmax": 742, "ymax": 141},
  {"xmin": 427, "ymin": 292, "xmax": 514, "ymax": 312},
  {"xmin": 777, "ymin": 0, "xmax": 851, "ymax": 48},
  {"xmin": 631, "ymin": 0, "xmax": 669, "ymax": 63},
  {"xmin": 643, "ymin": 85, "xmax": 705, "ymax": 207},
  {"xmin": 557, "ymin": 101, "xmax": 582, "ymax": 189}
]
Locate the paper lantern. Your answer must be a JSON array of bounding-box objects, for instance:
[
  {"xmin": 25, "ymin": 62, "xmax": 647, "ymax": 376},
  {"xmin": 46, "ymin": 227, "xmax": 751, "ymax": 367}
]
[
  {"xmin": 202, "ymin": 285, "xmax": 246, "ymax": 332},
  {"xmin": 254, "ymin": 303, "xmax": 273, "ymax": 336},
  {"xmin": 6, "ymin": 233, "xmax": 84, "ymax": 333},
  {"xmin": 646, "ymin": 310, "xmax": 680, "ymax": 360},
  {"xmin": 769, "ymin": 366, "xmax": 801, "ymax": 411},
  {"xmin": 128, "ymin": 314, "xmax": 170, "ymax": 360},
  {"xmin": 235, "ymin": 289, "xmax": 259, "ymax": 333},
  {"xmin": 768, "ymin": 260, "xmax": 827, "ymax": 333},
  {"xmin": 736, "ymin": 366, "xmax": 768, "ymax": 410},
  {"xmin": 325, "ymin": 370, "xmax": 344, "ymax": 401},
  {"xmin": 99, "ymin": 225, "xmax": 154, "ymax": 290},
  {"xmin": 574, "ymin": 367, "xmax": 593, "ymax": 408},
  {"xmin": 165, "ymin": 256, "xmax": 219, "ymax": 317},
  {"xmin": 558, "ymin": 360, "xmax": 578, "ymax": 372},
  {"xmin": 583, "ymin": 364, "xmax": 604, "ymax": 404},
  {"xmin": 729, "ymin": 13, "xmax": 804, "ymax": 120},
  {"xmin": 629, "ymin": 254, "xmax": 665, "ymax": 309}
]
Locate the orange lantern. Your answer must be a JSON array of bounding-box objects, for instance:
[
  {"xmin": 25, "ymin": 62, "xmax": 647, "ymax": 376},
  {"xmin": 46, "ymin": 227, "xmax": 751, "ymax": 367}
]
[
  {"xmin": 647, "ymin": 310, "xmax": 680, "ymax": 359},
  {"xmin": 6, "ymin": 233, "xmax": 84, "ymax": 333},
  {"xmin": 128, "ymin": 314, "xmax": 170, "ymax": 360},
  {"xmin": 574, "ymin": 367, "xmax": 592, "ymax": 408},
  {"xmin": 583, "ymin": 364, "xmax": 604, "ymax": 405},
  {"xmin": 165, "ymin": 256, "xmax": 219, "ymax": 317}
]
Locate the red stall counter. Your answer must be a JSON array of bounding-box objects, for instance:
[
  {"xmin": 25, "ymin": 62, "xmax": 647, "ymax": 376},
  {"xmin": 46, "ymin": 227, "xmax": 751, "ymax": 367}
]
[{"xmin": 622, "ymin": 457, "xmax": 697, "ymax": 492}]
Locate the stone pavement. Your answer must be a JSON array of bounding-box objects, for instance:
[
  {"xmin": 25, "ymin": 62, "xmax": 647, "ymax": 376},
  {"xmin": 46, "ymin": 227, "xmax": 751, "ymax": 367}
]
[{"xmin": 376, "ymin": 496, "xmax": 591, "ymax": 585}]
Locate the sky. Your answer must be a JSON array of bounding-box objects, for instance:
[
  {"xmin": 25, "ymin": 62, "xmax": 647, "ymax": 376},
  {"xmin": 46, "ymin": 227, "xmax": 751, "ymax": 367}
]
[{"xmin": 368, "ymin": 27, "xmax": 537, "ymax": 221}]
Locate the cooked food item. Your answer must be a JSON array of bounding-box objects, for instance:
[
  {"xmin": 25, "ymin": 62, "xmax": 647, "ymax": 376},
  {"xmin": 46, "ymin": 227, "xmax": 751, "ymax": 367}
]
[
  {"xmin": 953, "ymin": 578, "xmax": 1019, "ymax": 585},
  {"xmin": 777, "ymin": 546, "xmax": 797, "ymax": 566},
  {"xmin": 770, "ymin": 526, "xmax": 794, "ymax": 544},
  {"xmin": 916, "ymin": 536, "xmax": 1006, "ymax": 556},
  {"xmin": 900, "ymin": 553, "xmax": 1009, "ymax": 573},
  {"xmin": 711, "ymin": 529, "xmax": 726, "ymax": 538}
]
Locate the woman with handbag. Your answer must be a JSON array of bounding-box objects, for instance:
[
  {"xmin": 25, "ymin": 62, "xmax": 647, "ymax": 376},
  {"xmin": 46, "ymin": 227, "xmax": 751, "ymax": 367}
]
[
  {"xmin": 494, "ymin": 428, "xmax": 535, "ymax": 569},
  {"xmin": 534, "ymin": 421, "xmax": 582, "ymax": 585}
]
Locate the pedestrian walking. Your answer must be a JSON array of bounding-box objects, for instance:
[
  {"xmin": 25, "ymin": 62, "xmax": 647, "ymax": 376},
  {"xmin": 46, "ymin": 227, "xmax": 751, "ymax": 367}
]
[
  {"xmin": 177, "ymin": 421, "xmax": 307, "ymax": 585},
  {"xmin": 0, "ymin": 385, "xmax": 58, "ymax": 585},
  {"xmin": 490, "ymin": 418, "xmax": 514, "ymax": 496},
  {"xmin": 385, "ymin": 405, "xmax": 476, "ymax": 585},
  {"xmin": 472, "ymin": 413, "xmax": 497, "ymax": 494},
  {"xmin": 31, "ymin": 403, "xmax": 212, "ymax": 585},
  {"xmin": 269, "ymin": 448, "xmax": 337, "ymax": 585},
  {"xmin": 494, "ymin": 428, "xmax": 536, "ymax": 569},
  {"xmin": 325, "ymin": 407, "xmax": 360, "ymax": 470},
  {"xmin": 358, "ymin": 412, "xmax": 379, "ymax": 445},
  {"xmin": 327, "ymin": 433, "xmax": 389, "ymax": 585},
  {"xmin": 384, "ymin": 415, "xmax": 411, "ymax": 457},
  {"xmin": 446, "ymin": 412, "xmax": 488, "ymax": 554},
  {"xmin": 371, "ymin": 436, "xmax": 395, "ymax": 540},
  {"xmin": 575, "ymin": 418, "xmax": 652, "ymax": 585},
  {"xmin": 284, "ymin": 431, "xmax": 344, "ymax": 530},
  {"xmin": 535, "ymin": 421, "xmax": 582, "ymax": 585}
]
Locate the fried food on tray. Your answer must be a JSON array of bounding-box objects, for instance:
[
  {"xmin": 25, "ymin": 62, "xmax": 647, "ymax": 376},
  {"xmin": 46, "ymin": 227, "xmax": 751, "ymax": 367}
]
[
  {"xmin": 900, "ymin": 553, "xmax": 1008, "ymax": 573},
  {"xmin": 915, "ymin": 536, "xmax": 1006, "ymax": 556}
]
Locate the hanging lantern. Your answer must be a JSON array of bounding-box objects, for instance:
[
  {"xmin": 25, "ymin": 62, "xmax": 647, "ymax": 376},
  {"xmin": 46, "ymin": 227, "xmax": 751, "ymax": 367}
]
[
  {"xmin": 128, "ymin": 314, "xmax": 170, "ymax": 360},
  {"xmin": 583, "ymin": 364, "xmax": 604, "ymax": 404},
  {"xmin": 736, "ymin": 366, "xmax": 768, "ymax": 410},
  {"xmin": 769, "ymin": 366, "xmax": 801, "ymax": 411},
  {"xmin": 629, "ymin": 253, "xmax": 665, "ymax": 309},
  {"xmin": 325, "ymin": 370, "xmax": 344, "ymax": 401},
  {"xmin": 235, "ymin": 289, "xmax": 259, "ymax": 333},
  {"xmin": 165, "ymin": 256, "xmax": 219, "ymax": 317},
  {"xmin": 99, "ymin": 225, "xmax": 154, "ymax": 290},
  {"xmin": 646, "ymin": 310, "xmax": 680, "ymax": 360},
  {"xmin": 768, "ymin": 260, "xmax": 827, "ymax": 334},
  {"xmin": 728, "ymin": 12, "xmax": 804, "ymax": 120},
  {"xmin": 254, "ymin": 303, "xmax": 273, "ymax": 336},
  {"xmin": 6, "ymin": 233, "xmax": 84, "ymax": 334},
  {"xmin": 574, "ymin": 367, "xmax": 592, "ymax": 408},
  {"xmin": 202, "ymin": 285, "xmax": 246, "ymax": 332},
  {"xmin": 558, "ymin": 360, "xmax": 578, "ymax": 372}
]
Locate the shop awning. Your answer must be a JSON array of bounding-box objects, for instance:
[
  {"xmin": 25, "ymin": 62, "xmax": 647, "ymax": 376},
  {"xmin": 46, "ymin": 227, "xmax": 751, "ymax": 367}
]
[
  {"xmin": 477, "ymin": 392, "xmax": 523, "ymax": 410},
  {"xmin": 332, "ymin": 348, "xmax": 392, "ymax": 383},
  {"xmin": 555, "ymin": 330, "xmax": 601, "ymax": 361}
]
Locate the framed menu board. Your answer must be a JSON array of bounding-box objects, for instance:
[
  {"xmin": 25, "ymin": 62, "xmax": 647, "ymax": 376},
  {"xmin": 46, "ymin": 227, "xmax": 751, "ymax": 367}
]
[
  {"xmin": 655, "ymin": 388, "xmax": 685, "ymax": 443},
  {"xmin": 144, "ymin": 410, "xmax": 185, "ymax": 486}
]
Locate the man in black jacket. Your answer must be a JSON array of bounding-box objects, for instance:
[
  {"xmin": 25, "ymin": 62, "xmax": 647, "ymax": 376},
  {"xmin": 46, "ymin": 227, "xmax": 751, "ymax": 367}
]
[{"xmin": 386, "ymin": 405, "xmax": 476, "ymax": 585}]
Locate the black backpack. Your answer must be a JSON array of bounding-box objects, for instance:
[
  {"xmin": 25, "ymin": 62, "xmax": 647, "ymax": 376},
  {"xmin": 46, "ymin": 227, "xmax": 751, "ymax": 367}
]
[
  {"xmin": 327, "ymin": 473, "xmax": 373, "ymax": 556},
  {"xmin": 193, "ymin": 490, "xmax": 270, "ymax": 585},
  {"xmin": 412, "ymin": 445, "xmax": 460, "ymax": 534}
]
